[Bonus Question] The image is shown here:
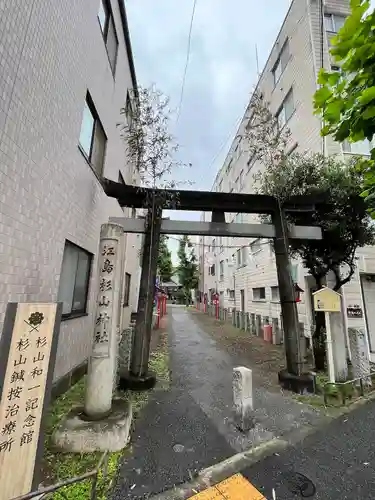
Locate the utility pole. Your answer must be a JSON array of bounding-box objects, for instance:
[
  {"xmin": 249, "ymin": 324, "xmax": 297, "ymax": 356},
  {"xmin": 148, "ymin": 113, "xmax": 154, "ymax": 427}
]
[{"xmin": 272, "ymin": 207, "xmax": 305, "ymax": 377}]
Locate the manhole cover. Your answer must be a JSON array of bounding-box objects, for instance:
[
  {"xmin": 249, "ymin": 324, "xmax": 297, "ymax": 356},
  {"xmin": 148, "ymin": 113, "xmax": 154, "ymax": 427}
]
[
  {"xmin": 282, "ymin": 472, "xmax": 316, "ymax": 497},
  {"xmin": 173, "ymin": 444, "xmax": 185, "ymax": 453}
]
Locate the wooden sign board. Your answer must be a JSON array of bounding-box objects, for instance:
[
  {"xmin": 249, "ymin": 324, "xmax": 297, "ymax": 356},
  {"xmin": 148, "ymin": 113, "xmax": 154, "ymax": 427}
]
[
  {"xmin": 0, "ymin": 302, "xmax": 62, "ymax": 500},
  {"xmin": 313, "ymin": 287, "xmax": 341, "ymax": 312}
]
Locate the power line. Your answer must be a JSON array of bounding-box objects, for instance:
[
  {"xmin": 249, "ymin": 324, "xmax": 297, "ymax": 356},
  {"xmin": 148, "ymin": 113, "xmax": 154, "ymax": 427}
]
[{"xmin": 176, "ymin": 0, "xmax": 197, "ymax": 123}]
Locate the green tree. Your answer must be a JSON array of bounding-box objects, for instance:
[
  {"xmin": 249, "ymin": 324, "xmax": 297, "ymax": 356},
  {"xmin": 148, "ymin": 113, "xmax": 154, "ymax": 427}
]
[
  {"xmin": 313, "ymin": 0, "xmax": 375, "ymax": 213},
  {"xmin": 245, "ymin": 90, "xmax": 375, "ymax": 370},
  {"xmin": 157, "ymin": 235, "xmax": 173, "ymax": 283},
  {"xmin": 177, "ymin": 236, "xmax": 199, "ymax": 303},
  {"xmin": 258, "ymin": 152, "xmax": 375, "ymax": 368}
]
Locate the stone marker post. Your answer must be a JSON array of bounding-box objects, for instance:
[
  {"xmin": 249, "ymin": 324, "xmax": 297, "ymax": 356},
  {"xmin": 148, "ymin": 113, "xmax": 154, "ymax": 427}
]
[
  {"xmin": 84, "ymin": 222, "xmax": 123, "ymax": 420},
  {"xmin": 233, "ymin": 366, "xmax": 254, "ymax": 431}
]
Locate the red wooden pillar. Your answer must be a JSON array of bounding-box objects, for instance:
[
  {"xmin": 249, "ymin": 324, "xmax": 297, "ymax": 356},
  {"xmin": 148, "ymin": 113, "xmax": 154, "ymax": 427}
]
[
  {"xmin": 156, "ymin": 296, "xmax": 160, "ymax": 328},
  {"xmin": 216, "ymin": 299, "xmax": 219, "ymax": 320}
]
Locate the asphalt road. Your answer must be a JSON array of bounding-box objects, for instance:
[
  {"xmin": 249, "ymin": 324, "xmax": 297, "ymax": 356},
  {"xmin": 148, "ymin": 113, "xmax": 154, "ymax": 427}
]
[
  {"xmin": 113, "ymin": 306, "xmax": 325, "ymax": 499},
  {"xmin": 242, "ymin": 399, "xmax": 375, "ymax": 499}
]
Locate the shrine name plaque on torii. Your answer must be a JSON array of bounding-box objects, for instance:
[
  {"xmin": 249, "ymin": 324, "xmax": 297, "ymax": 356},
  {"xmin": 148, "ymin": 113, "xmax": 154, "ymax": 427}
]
[{"xmin": 103, "ymin": 179, "xmax": 325, "ymax": 393}]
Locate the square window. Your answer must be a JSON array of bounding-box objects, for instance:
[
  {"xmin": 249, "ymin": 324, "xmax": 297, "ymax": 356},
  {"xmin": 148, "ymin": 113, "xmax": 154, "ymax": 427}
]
[
  {"xmin": 79, "ymin": 94, "xmax": 107, "ymax": 176},
  {"xmin": 58, "ymin": 241, "xmax": 92, "ymax": 318},
  {"xmin": 271, "ymin": 286, "xmax": 280, "ymax": 301},
  {"xmin": 252, "ymin": 287, "xmax": 266, "ymax": 301}
]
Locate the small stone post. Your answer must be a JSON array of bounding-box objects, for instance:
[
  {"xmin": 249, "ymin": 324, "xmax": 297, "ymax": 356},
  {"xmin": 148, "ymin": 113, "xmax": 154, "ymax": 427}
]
[
  {"xmin": 232, "ymin": 308, "xmax": 236, "ymax": 326},
  {"xmin": 245, "ymin": 313, "xmax": 250, "ymax": 332},
  {"xmin": 233, "ymin": 366, "xmax": 254, "ymax": 431},
  {"xmin": 84, "ymin": 222, "xmax": 123, "ymax": 420},
  {"xmin": 251, "ymin": 313, "xmax": 256, "ymax": 335}
]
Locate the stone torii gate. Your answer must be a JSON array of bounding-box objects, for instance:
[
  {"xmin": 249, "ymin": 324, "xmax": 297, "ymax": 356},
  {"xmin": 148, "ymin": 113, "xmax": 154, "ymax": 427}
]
[{"xmin": 103, "ymin": 179, "xmax": 325, "ymax": 392}]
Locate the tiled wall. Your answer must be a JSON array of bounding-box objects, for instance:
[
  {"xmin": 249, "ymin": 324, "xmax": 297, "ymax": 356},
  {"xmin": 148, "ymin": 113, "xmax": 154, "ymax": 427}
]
[{"xmin": 0, "ymin": 0, "xmax": 141, "ymax": 381}]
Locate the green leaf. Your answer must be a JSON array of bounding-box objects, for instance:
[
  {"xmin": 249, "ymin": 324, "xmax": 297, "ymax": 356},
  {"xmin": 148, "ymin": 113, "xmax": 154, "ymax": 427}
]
[
  {"xmin": 325, "ymin": 101, "xmax": 343, "ymax": 122},
  {"xmin": 314, "ymin": 86, "xmax": 332, "ymax": 107},
  {"xmin": 362, "ymin": 106, "xmax": 375, "ymax": 119},
  {"xmin": 359, "ymin": 86, "xmax": 375, "ymax": 105},
  {"xmin": 328, "ymin": 72, "xmax": 341, "ymax": 86},
  {"xmin": 321, "ymin": 125, "xmax": 332, "ymax": 136},
  {"xmin": 317, "ymin": 70, "xmax": 330, "ymax": 85}
]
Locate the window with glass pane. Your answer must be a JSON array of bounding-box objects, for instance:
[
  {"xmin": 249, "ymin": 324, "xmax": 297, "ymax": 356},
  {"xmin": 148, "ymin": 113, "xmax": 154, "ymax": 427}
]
[
  {"xmin": 253, "ymin": 287, "xmax": 266, "ymax": 300},
  {"xmin": 324, "ymin": 14, "xmax": 334, "ymax": 31},
  {"xmin": 98, "ymin": 0, "xmax": 118, "ymax": 75},
  {"xmin": 58, "ymin": 241, "xmax": 92, "ymax": 318},
  {"xmin": 280, "ymin": 40, "xmax": 290, "ymax": 70},
  {"xmin": 79, "ymin": 94, "xmax": 107, "ymax": 176},
  {"xmin": 273, "ymin": 59, "xmax": 282, "ymax": 85},
  {"xmin": 271, "ymin": 286, "xmax": 280, "ymax": 301},
  {"xmin": 277, "ymin": 107, "xmax": 286, "ymax": 129},
  {"xmin": 106, "ymin": 15, "xmax": 118, "ymax": 72},
  {"xmin": 79, "ymin": 102, "xmax": 95, "ymax": 157},
  {"xmin": 325, "ymin": 13, "xmax": 346, "ymax": 32},
  {"xmin": 98, "ymin": 0, "xmax": 108, "ymax": 33},
  {"xmin": 91, "ymin": 120, "xmax": 106, "ymax": 175},
  {"xmin": 284, "ymin": 89, "xmax": 294, "ymax": 121},
  {"xmin": 343, "ymin": 139, "xmax": 372, "ymax": 155},
  {"xmin": 333, "ymin": 15, "xmax": 346, "ymax": 32}
]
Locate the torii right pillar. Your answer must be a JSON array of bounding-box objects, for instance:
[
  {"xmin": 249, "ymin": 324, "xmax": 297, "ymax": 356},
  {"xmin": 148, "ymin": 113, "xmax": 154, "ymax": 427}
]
[{"xmin": 272, "ymin": 208, "xmax": 314, "ymax": 393}]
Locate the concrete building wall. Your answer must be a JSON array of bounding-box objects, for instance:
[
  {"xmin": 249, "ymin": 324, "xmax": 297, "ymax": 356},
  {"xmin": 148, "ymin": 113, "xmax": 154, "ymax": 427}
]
[
  {"xmin": 0, "ymin": 0, "xmax": 141, "ymax": 382},
  {"xmin": 198, "ymin": 0, "xmax": 375, "ymax": 361}
]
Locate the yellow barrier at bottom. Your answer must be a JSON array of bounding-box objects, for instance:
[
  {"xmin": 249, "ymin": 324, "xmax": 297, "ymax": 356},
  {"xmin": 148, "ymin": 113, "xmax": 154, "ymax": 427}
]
[{"xmin": 188, "ymin": 473, "xmax": 266, "ymax": 500}]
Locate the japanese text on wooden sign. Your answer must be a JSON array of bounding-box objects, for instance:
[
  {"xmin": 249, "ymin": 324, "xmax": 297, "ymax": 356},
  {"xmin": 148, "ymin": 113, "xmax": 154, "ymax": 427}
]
[
  {"xmin": 92, "ymin": 239, "xmax": 119, "ymax": 358},
  {"xmin": 313, "ymin": 287, "xmax": 341, "ymax": 313},
  {"xmin": 0, "ymin": 303, "xmax": 61, "ymax": 500}
]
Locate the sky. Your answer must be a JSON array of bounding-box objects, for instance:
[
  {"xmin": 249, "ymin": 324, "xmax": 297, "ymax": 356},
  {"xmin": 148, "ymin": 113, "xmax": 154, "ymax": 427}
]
[{"xmin": 125, "ymin": 0, "xmax": 292, "ymax": 264}]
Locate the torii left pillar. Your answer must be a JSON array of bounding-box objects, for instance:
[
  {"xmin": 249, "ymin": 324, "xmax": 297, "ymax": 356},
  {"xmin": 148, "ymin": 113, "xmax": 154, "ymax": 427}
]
[{"xmin": 120, "ymin": 204, "xmax": 163, "ymax": 390}]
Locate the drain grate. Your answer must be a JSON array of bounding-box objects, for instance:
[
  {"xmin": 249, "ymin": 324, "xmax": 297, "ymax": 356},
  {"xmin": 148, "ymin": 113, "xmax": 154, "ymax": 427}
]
[{"xmin": 282, "ymin": 472, "xmax": 316, "ymax": 497}]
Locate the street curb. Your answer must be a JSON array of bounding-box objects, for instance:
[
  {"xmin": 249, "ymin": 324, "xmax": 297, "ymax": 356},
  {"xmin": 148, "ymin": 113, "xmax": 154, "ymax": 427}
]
[
  {"xmin": 149, "ymin": 393, "xmax": 375, "ymax": 500},
  {"xmin": 149, "ymin": 438, "xmax": 288, "ymax": 500}
]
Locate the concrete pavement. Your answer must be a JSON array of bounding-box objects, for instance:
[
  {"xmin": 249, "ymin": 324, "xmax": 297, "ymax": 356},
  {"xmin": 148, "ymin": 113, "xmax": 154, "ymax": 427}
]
[{"xmin": 112, "ymin": 306, "xmax": 328, "ymax": 499}]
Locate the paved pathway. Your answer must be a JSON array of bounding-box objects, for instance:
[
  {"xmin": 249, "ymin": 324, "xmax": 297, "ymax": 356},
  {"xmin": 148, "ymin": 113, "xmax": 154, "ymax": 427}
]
[
  {"xmin": 113, "ymin": 306, "xmax": 326, "ymax": 499},
  {"xmin": 242, "ymin": 399, "xmax": 375, "ymax": 499}
]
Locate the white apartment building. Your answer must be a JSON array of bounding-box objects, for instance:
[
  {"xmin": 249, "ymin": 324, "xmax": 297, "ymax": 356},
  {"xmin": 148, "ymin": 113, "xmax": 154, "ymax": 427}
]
[
  {"xmin": 199, "ymin": 0, "xmax": 375, "ymax": 361},
  {"xmin": 0, "ymin": 0, "xmax": 142, "ymax": 395}
]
